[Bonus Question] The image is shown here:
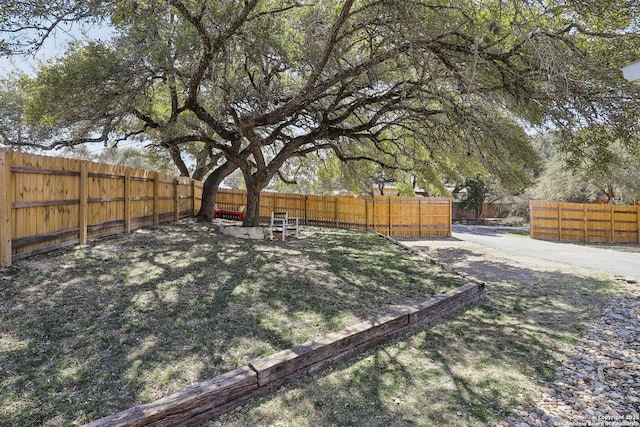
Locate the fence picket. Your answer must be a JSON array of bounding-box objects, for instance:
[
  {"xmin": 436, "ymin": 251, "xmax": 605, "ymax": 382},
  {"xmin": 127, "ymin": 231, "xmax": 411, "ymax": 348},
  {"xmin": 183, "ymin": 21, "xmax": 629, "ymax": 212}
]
[
  {"xmin": 79, "ymin": 162, "xmax": 88, "ymax": 245},
  {"xmin": 153, "ymin": 172, "xmax": 159, "ymax": 225}
]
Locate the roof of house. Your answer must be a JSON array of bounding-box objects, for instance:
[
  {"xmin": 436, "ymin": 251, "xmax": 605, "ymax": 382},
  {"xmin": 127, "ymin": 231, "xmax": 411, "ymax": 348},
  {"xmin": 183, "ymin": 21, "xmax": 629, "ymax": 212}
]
[{"xmin": 622, "ymin": 60, "xmax": 640, "ymax": 83}]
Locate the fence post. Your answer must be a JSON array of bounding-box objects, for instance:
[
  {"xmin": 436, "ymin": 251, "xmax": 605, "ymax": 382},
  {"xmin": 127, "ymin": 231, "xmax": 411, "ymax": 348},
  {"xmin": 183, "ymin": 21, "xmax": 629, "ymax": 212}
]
[
  {"xmin": 583, "ymin": 204, "xmax": 588, "ymax": 242},
  {"xmin": 529, "ymin": 200, "xmax": 534, "ymax": 238},
  {"xmin": 637, "ymin": 205, "xmax": 640, "ymax": 244},
  {"xmin": 124, "ymin": 169, "xmax": 131, "ymax": 233},
  {"xmin": 610, "ymin": 205, "xmax": 615, "ymax": 243},
  {"xmin": 0, "ymin": 151, "xmax": 12, "ymax": 267},
  {"xmin": 304, "ymin": 195, "xmax": 308, "ymax": 226},
  {"xmin": 388, "ymin": 197, "xmax": 392, "ymax": 236},
  {"xmin": 153, "ymin": 172, "xmax": 159, "ymax": 225},
  {"xmin": 334, "ymin": 197, "xmax": 338, "ymax": 227},
  {"xmin": 365, "ymin": 198, "xmax": 369, "ymax": 231},
  {"xmin": 174, "ymin": 178, "xmax": 180, "ymax": 222},
  {"xmin": 557, "ymin": 203, "xmax": 562, "ymax": 241},
  {"xmin": 78, "ymin": 162, "xmax": 88, "ymax": 245}
]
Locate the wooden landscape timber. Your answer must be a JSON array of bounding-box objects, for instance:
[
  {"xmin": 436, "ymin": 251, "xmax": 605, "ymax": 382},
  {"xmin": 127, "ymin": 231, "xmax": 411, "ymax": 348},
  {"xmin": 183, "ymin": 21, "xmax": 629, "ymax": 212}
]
[
  {"xmin": 83, "ymin": 282, "xmax": 486, "ymax": 427},
  {"xmin": 249, "ymin": 311, "xmax": 410, "ymax": 388},
  {"xmin": 83, "ymin": 367, "xmax": 258, "ymax": 427}
]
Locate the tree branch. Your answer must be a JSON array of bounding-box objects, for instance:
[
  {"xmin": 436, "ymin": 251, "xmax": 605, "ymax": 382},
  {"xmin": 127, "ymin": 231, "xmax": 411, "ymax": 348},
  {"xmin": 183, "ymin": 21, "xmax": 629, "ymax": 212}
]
[{"xmin": 303, "ymin": 0, "xmax": 355, "ymax": 91}]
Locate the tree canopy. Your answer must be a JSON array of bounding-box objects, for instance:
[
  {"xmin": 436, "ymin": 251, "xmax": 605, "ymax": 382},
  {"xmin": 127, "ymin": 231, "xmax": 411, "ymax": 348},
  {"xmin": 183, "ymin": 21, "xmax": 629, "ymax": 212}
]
[
  {"xmin": 2, "ymin": 0, "xmax": 639, "ymax": 224},
  {"xmin": 529, "ymin": 132, "xmax": 640, "ymax": 204}
]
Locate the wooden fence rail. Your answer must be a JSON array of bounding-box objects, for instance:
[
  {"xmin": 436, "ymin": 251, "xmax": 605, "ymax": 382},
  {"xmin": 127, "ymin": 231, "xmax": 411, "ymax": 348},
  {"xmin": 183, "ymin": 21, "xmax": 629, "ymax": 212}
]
[
  {"xmin": 0, "ymin": 149, "xmax": 204, "ymax": 267},
  {"xmin": 215, "ymin": 189, "xmax": 452, "ymax": 239},
  {"xmin": 530, "ymin": 200, "xmax": 640, "ymax": 244}
]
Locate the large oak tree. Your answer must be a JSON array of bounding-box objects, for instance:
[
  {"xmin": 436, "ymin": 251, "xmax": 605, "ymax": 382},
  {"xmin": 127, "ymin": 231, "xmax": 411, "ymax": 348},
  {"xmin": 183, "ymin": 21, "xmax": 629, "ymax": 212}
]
[{"xmin": 2, "ymin": 0, "xmax": 639, "ymax": 225}]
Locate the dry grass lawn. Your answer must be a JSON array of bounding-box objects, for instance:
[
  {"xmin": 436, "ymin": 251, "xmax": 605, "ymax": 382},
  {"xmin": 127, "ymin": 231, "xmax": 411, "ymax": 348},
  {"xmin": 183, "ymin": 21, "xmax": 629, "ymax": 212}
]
[
  {"xmin": 0, "ymin": 220, "xmax": 465, "ymax": 426},
  {"xmin": 207, "ymin": 237, "xmax": 619, "ymax": 426}
]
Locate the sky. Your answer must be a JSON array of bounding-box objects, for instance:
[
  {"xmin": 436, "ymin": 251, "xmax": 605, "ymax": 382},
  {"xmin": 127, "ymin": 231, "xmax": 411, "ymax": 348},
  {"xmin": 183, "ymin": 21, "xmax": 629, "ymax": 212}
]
[{"xmin": 0, "ymin": 23, "xmax": 114, "ymax": 78}]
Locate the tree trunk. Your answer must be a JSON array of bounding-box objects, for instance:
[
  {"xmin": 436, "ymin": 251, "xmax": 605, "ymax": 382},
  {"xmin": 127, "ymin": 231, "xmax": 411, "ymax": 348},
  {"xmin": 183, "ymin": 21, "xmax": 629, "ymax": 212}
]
[
  {"xmin": 242, "ymin": 187, "xmax": 261, "ymax": 226},
  {"xmin": 165, "ymin": 144, "xmax": 191, "ymax": 177},
  {"xmin": 196, "ymin": 161, "xmax": 237, "ymax": 221},
  {"xmin": 606, "ymin": 184, "xmax": 615, "ymax": 203},
  {"xmin": 241, "ymin": 170, "xmax": 272, "ymax": 226},
  {"xmin": 242, "ymin": 175, "xmax": 268, "ymax": 227}
]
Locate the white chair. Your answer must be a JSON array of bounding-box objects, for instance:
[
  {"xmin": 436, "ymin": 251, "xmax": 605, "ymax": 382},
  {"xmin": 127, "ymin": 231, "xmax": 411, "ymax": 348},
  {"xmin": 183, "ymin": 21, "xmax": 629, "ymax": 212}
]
[{"xmin": 269, "ymin": 212, "xmax": 299, "ymax": 241}]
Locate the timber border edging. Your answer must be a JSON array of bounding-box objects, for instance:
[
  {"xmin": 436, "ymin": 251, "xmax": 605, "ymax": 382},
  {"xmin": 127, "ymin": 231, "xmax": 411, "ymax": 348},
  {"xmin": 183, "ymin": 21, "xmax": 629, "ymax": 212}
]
[{"xmin": 83, "ymin": 282, "xmax": 486, "ymax": 427}]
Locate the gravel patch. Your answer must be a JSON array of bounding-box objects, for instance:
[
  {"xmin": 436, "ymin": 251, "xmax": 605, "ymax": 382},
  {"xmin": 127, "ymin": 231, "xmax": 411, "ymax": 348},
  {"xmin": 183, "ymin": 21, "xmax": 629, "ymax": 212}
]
[{"xmin": 504, "ymin": 286, "xmax": 640, "ymax": 427}]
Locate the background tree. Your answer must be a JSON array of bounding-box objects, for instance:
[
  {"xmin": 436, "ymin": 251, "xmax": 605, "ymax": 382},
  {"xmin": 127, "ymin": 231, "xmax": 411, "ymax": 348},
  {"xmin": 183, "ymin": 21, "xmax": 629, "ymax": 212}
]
[
  {"xmin": 530, "ymin": 133, "xmax": 640, "ymax": 204},
  {"xmin": 223, "ymin": 169, "xmax": 245, "ymax": 191},
  {"xmin": 64, "ymin": 144, "xmax": 180, "ymax": 175},
  {"xmin": 459, "ymin": 179, "xmax": 490, "ymax": 223}
]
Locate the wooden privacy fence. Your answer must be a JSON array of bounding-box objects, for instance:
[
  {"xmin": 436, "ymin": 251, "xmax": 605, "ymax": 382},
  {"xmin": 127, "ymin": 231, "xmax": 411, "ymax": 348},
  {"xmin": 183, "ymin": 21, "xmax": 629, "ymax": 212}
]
[
  {"xmin": 0, "ymin": 149, "xmax": 451, "ymax": 267},
  {"xmin": 0, "ymin": 149, "xmax": 203, "ymax": 267},
  {"xmin": 530, "ymin": 200, "xmax": 640, "ymax": 244},
  {"xmin": 215, "ymin": 188, "xmax": 452, "ymax": 238}
]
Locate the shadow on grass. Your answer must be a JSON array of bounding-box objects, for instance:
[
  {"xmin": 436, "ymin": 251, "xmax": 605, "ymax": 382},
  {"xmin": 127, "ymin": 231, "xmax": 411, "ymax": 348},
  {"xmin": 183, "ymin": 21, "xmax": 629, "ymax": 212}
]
[
  {"xmin": 0, "ymin": 221, "xmax": 464, "ymax": 426},
  {"xmin": 217, "ymin": 247, "xmax": 616, "ymax": 426}
]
